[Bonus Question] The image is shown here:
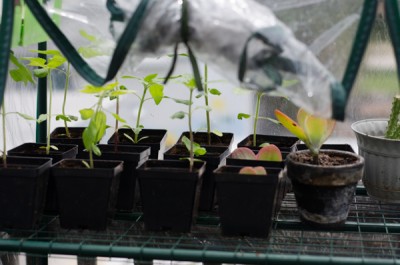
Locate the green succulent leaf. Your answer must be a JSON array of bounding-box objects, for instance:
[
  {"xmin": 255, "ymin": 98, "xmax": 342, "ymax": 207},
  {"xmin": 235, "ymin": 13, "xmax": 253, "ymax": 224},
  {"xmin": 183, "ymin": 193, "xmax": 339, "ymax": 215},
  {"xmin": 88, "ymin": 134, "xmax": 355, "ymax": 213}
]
[{"xmin": 231, "ymin": 147, "xmax": 257, "ymax": 160}]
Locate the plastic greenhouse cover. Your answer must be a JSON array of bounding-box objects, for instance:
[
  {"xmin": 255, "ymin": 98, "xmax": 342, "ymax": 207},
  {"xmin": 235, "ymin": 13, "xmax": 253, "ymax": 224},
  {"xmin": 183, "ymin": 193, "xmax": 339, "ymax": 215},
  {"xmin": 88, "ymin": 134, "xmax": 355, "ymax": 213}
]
[{"xmin": 34, "ymin": 0, "xmax": 363, "ymax": 119}]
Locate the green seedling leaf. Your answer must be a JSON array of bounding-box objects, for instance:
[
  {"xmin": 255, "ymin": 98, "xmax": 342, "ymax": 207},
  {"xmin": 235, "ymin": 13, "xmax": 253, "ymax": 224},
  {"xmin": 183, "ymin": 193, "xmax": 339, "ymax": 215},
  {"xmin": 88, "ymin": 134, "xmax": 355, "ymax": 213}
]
[
  {"xmin": 80, "ymin": 108, "xmax": 94, "ymax": 120},
  {"xmin": 78, "ymin": 47, "xmax": 106, "ymax": 58},
  {"xmin": 80, "ymin": 84, "xmax": 104, "ymax": 94},
  {"xmin": 50, "ymin": 145, "xmax": 59, "ymax": 151},
  {"xmin": 171, "ymin": 111, "xmax": 186, "ymax": 119},
  {"xmin": 182, "ymin": 136, "xmax": 207, "ymax": 157},
  {"xmin": 47, "ymin": 55, "xmax": 67, "ymax": 69},
  {"xmin": 149, "ymin": 83, "xmax": 164, "ymax": 105},
  {"xmin": 172, "ymin": 98, "xmax": 192, "ymax": 105},
  {"xmin": 256, "ymin": 144, "xmax": 282, "ymax": 162},
  {"xmin": 195, "ymin": 93, "xmax": 204, "ymax": 99},
  {"xmin": 79, "ymin": 30, "xmax": 97, "ymax": 42},
  {"xmin": 9, "ymin": 53, "xmax": 35, "ymax": 85},
  {"xmin": 123, "ymin": 133, "xmax": 135, "ymax": 143},
  {"xmin": 136, "ymin": 136, "xmax": 149, "ymax": 143},
  {"xmin": 167, "ymin": 53, "xmax": 188, "ymax": 57},
  {"xmin": 111, "ymin": 113, "xmax": 126, "ymax": 123},
  {"xmin": 22, "ymin": 57, "xmax": 47, "ymax": 68},
  {"xmin": 56, "ymin": 114, "xmax": 78, "ymax": 122},
  {"xmin": 144, "ymin": 73, "xmax": 158, "ymax": 83},
  {"xmin": 30, "ymin": 49, "xmax": 62, "ymax": 56},
  {"xmin": 121, "ymin": 75, "xmax": 141, "ymax": 80},
  {"xmin": 184, "ymin": 78, "xmax": 197, "ymax": 89},
  {"xmin": 194, "ymin": 106, "xmax": 212, "ymax": 112},
  {"xmin": 109, "ymin": 90, "xmax": 134, "ymax": 97},
  {"xmin": 274, "ymin": 109, "xmax": 307, "ymax": 142},
  {"xmin": 33, "ymin": 68, "xmax": 49, "ymax": 78},
  {"xmin": 230, "ymin": 147, "xmax": 257, "ymax": 160},
  {"xmin": 212, "ymin": 129, "xmax": 223, "ymax": 137},
  {"xmin": 37, "ymin": 114, "xmax": 48, "ymax": 123},
  {"xmin": 133, "ymin": 125, "xmax": 144, "ymax": 136},
  {"xmin": 92, "ymin": 144, "xmax": 101, "ymax": 156},
  {"xmin": 16, "ymin": 112, "xmax": 36, "ymax": 121},
  {"xmin": 81, "ymin": 160, "xmax": 91, "ymax": 168},
  {"xmin": 239, "ymin": 166, "xmax": 267, "ymax": 175},
  {"xmin": 238, "ymin": 113, "xmax": 251, "ymax": 120},
  {"xmin": 209, "ymin": 88, "xmax": 221, "ymax": 96},
  {"xmin": 259, "ymin": 143, "xmax": 270, "ymax": 147}
]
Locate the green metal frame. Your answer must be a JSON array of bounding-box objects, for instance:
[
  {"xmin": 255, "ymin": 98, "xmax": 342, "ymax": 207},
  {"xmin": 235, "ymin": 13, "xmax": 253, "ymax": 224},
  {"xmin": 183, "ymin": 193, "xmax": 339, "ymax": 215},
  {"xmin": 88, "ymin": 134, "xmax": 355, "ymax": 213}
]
[{"xmin": 0, "ymin": 189, "xmax": 399, "ymax": 264}]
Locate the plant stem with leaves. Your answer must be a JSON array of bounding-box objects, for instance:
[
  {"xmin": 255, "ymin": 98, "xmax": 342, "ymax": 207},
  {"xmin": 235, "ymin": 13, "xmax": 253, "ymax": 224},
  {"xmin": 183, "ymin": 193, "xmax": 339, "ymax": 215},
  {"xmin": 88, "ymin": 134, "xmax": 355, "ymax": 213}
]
[{"xmin": 204, "ymin": 65, "xmax": 211, "ymax": 145}]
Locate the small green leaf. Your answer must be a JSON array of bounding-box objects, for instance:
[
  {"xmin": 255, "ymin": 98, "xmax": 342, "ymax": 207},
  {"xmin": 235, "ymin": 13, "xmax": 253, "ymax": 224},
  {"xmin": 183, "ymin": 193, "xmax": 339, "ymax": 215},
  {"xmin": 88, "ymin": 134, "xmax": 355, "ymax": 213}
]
[
  {"xmin": 112, "ymin": 113, "xmax": 126, "ymax": 123},
  {"xmin": 33, "ymin": 68, "xmax": 49, "ymax": 78},
  {"xmin": 121, "ymin": 75, "xmax": 141, "ymax": 80},
  {"xmin": 173, "ymin": 98, "xmax": 191, "ymax": 105},
  {"xmin": 56, "ymin": 114, "xmax": 72, "ymax": 122},
  {"xmin": 171, "ymin": 111, "xmax": 186, "ymax": 119},
  {"xmin": 149, "ymin": 83, "xmax": 164, "ymax": 105},
  {"xmin": 37, "ymin": 114, "xmax": 48, "ymax": 123},
  {"xmin": 237, "ymin": 113, "xmax": 251, "ymax": 120},
  {"xmin": 22, "ymin": 57, "xmax": 47, "ymax": 67},
  {"xmin": 136, "ymin": 136, "xmax": 149, "ymax": 143},
  {"xmin": 79, "ymin": 108, "xmax": 94, "ymax": 120},
  {"xmin": 80, "ymin": 84, "xmax": 104, "ymax": 94},
  {"xmin": 144, "ymin": 73, "xmax": 158, "ymax": 83},
  {"xmin": 30, "ymin": 49, "xmax": 62, "ymax": 56},
  {"xmin": 194, "ymin": 145, "xmax": 207, "ymax": 156},
  {"xmin": 194, "ymin": 106, "xmax": 212, "ymax": 112},
  {"xmin": 50, "ymin": 145, "xmax": 59, "ymax": 151},
  {"xmin": 79, "ymin": 30, "xmax": 97, "ymax": 42},
  {"xmin": 81, "ymin": 160, "xmax": 91, "ymax": 169},
  {"xmin": 92, "ymin": 144, "xmax": 101, "ymax": 156},
  {"xmin": 47, "ymin": 55, "xmax": 66, "ymax": 69},
  {"xmin": 123, "ymin": 133, "xmax": 135, "ymax": 143},
  {"xmin": 16, "ymin": 112, "xmax": 36, "ymax": 121},
  {"xmin": 212, "ymin": 130, "xmax": 223, "ymax": 137},
  {"xmin": 209, "ymin": 88, "xmax": 221, "ymax": 96}
]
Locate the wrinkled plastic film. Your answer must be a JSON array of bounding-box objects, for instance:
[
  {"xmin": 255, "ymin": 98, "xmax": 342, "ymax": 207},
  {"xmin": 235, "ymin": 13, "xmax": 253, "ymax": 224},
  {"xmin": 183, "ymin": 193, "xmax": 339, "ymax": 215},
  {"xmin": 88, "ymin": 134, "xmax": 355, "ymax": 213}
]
[{"xmin": 111, "ymin": 0, "xmax": 339, "ymax": 117}]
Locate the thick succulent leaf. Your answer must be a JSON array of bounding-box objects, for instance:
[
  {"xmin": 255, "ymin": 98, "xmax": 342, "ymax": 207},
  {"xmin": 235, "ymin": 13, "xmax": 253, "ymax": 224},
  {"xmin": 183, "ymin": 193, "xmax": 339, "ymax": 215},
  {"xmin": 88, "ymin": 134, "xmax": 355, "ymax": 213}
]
[
  {"xmin": 256, "ymin": 144, "xmax": 282, "ymax": 161},
  {"xmin": 239, "ymin": 166, "xmax": 267, "ymax": 175},
  {"xmin": 274, "ymin": 109, "xmax": 307, "ymax": 142},
  {"xmin": 230, "ymin": 147, "xmax": 257, "ymax": 160}
]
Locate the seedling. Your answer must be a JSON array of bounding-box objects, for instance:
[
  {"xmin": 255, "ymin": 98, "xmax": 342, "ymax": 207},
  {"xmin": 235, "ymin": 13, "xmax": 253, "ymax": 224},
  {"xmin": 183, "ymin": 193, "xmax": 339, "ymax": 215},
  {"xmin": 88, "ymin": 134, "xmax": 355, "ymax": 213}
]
[
  {"xmin": 237, "ymin": 92, "xmax": 279, "ymax": 147},
  {"xmin": 195, "ymin": 64, "xmax": 223, "ymax": 145},
  {"xmin": 171, "ymin": 77, "xmax": 207, "ymax": 171},
  {"xmin": 23, "ymin": 50, "xmax": 78, "ymax": 154},
  {"xmin": 239, "ymin": 166, "xmax": 267, "ymax": 175},
  {"xmin": 231, "ymin": 145, "xmax": 283, "ymax": 162},
  {"xmin": 121, "ymin": 73, "xmax": 165, "ymax": 143},
  {"xmin": 1, "ymin": 52, "xmax": 35, "ymax": 167},
  {"xmin": 275, "ymin": 108, "xmax": 335, "ymax": 164},
  {"xmin": 80, "ymin": 82, "xmax": 125, "ymax": 168}
]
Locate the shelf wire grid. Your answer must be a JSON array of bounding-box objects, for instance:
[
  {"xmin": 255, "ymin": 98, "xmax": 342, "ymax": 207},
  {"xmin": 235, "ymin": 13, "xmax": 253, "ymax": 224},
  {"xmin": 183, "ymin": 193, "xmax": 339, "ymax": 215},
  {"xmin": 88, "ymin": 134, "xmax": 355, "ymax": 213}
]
[{"xmin": 1, "ymin": 187, "xmax": 400, "ymax": 264}]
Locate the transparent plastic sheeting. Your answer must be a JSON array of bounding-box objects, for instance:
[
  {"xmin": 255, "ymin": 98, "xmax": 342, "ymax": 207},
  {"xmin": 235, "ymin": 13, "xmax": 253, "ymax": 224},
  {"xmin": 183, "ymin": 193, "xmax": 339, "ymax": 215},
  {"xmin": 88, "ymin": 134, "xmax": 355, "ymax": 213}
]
[{"xmin": 41, "ymin": 0, "xmax": 363, "ymax": 118}]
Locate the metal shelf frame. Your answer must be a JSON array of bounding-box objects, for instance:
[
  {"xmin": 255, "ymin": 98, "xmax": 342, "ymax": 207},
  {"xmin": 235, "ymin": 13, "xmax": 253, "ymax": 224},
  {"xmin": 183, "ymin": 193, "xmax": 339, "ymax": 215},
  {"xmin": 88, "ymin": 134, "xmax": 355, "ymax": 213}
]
[{"xmin": 1, "ymin": 187, "xmax": 400, "ymax": 265}]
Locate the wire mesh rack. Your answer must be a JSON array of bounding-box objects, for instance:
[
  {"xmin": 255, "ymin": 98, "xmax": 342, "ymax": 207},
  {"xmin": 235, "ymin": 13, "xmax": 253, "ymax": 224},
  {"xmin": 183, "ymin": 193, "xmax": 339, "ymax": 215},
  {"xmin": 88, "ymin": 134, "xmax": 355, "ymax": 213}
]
[{"xmin": 1, "ymin": 187, "xmax": 400, "ymax": 265}]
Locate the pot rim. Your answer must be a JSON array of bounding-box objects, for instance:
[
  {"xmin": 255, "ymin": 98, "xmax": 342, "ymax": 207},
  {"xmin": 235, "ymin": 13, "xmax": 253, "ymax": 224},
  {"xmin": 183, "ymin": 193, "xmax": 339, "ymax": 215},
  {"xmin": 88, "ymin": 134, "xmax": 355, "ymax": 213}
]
[
  {"xmin": 350, "ymin": 119, "xmax": 400, "ymax": 142},
  {"xmin": 287, "ymin": 149, "xmax": 364, "ymax": 169}
]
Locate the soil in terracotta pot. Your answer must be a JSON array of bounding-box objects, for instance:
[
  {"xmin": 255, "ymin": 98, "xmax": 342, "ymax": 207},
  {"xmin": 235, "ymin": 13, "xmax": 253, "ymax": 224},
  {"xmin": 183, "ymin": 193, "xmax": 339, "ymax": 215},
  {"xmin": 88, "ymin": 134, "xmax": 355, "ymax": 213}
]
[{"xmin": 291, "ymin": 152, "xmax": 358, "ymax": 166}]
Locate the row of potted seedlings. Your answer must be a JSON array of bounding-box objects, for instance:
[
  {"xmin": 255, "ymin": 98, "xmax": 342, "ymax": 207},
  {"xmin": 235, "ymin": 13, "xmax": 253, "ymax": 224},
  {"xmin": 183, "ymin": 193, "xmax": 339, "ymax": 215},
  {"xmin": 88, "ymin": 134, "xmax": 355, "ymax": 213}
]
[{"xmin": 1, "ymin": 50, "xmax": 369, "ymax": 239}]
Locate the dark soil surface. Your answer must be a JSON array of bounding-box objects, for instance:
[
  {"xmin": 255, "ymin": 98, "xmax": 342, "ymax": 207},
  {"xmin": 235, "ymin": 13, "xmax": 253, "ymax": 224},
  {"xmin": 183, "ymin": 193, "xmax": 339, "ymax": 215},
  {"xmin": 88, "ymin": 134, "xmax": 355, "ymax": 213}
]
[{"xmin": 291, "ymin": 151, "xmax": 358, "ymax": 166}]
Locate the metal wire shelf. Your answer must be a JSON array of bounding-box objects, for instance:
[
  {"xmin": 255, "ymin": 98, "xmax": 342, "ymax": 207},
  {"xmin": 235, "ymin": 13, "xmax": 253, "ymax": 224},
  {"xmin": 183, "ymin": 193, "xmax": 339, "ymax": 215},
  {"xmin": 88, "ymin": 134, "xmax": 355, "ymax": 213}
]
[{"xmin": 1, "ymin": 187, "xmax": 400, "ymax": 265}]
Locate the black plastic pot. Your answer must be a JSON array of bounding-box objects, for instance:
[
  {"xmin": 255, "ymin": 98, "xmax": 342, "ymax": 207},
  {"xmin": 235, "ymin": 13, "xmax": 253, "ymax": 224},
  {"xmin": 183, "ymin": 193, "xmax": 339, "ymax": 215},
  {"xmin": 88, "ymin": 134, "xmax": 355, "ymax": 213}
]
[
  {"xmin": 296, "ymin": 144, "xmax": 355, "ymax": 153},
  {"xmin": 108, "ymin": 128, "xmax": 167, "ymax": 159},
  {"xmin": 237, "ymin": 134, "xmax": 298, "ymax": 152},
  {"xmin": 164, "ymin": 144, "xmax": 230, "ymax": 211},
  {"xmin": 80, "ymin": 144, "xmax": 150, "ymax": 211},
  {"xmin": 52, "ymin": 159, "xmax": 123, "ymax": 230},
  {"xmin": 286, "ymin": 150, "xmax": 364, "ymax": 227},
  {"xmin": 0, "ymin": 156, "xmax": 52, "ymax": 229},
  {"xmin": 137, "ymin": 159, "xmax": 206, "ymax": 232},
  {"xmin": 8, "ymin": 142, "xmax": 78, "ymax": 214},
  {"xmin": 50, "ymin": 127, "xmax": 85, "ymax": 154},
  {"xmin": 177, "ymin": 131, "xmax": 234, "ymax": 150},
  {"xmin": 214, "ymin": 165, "xmax": 279, "ymax": 237}
]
